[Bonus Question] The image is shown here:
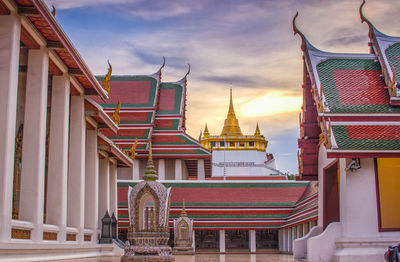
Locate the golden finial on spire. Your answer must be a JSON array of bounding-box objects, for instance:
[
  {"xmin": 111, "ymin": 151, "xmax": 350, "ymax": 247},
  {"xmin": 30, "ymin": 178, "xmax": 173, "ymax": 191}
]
[
  {"xmin": 181, "ymin": 199, "xmax": 187, "ymax": 217},
  {"xmin": 221, "ymin": 84, "xmax": 243, "ymax": 136},
  {"xmin": 203, "ymin": 123, "xmax": 210, "ymax": 137},
  {"xmin": 129, "ymin": 138, "xmax": 138, "ymax": 160},
  {"xmin": 143, "ymin": 142, "xmax": 158, "ymax": 181},
  {"xmin": 359, "ymin": 0, "xmax": 375, "ymax": 39},
  {"xmin": 113, "ymin": 99, "xmax": 121, "ymax": 126},
  {"xmin": 102, "ymin": 60, "xmax": 112, "ymax": 94},
  {"xmin": 51, "ymin": 5, "xmax": 56, "ymax": 16},
  {"xmin": 254, "ymin": 123, "xmax": 261, "ymax": 136},
  {"xmin": 292, "ymin": 11, "xmax": 307, "ymax": 52}
]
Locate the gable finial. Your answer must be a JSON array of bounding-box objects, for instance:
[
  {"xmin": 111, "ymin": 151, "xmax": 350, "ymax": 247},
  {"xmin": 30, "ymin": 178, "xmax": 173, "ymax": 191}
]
[
  {"xmin": 292, "ymin": 12, "xmax": 307, "ymax": 52},
  {"xmin": 102, "ymin": 60, "xmax": 112, "ymax": 94},
  {"xmin": 185, "ymin": 63, "xmax": 191, "ymax": 78},
  {"xmin": 359, "ymin": 0, "xmax": 374, "ymax": 39},
  {"xmin": 51, "ymin": 5, "xmax": 56, "ymax": 16},
  {"xmin": 161, "ymin": 56, "xmax": 166, "ymax": 69}
]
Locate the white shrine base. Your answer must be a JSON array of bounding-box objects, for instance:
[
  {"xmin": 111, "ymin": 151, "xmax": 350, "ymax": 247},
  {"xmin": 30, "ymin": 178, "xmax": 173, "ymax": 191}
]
[
  {"xmin": 333, "ymin": 237, "xmax": 399, "ymax": 262},
  {"xmin": 0, "ymin": 242, "xmax": 123, "ymax": 262}
]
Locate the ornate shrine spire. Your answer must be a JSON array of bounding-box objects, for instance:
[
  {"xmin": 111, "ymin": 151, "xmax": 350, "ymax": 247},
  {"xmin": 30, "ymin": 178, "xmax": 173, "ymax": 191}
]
[
  {"xmin": 220, "ymin": 84, "xmax": 243, "ymax": 136},
  {"xmin": 181, "ymin": 199, "xmax": 187, "ymax": 217},
  {"xmin": 203, "ymin": 123, "xmax": 210, "ymax": 137},
  {"xmin": 143, "ymin": 143, "xmax": 158, "ymax": 181}
]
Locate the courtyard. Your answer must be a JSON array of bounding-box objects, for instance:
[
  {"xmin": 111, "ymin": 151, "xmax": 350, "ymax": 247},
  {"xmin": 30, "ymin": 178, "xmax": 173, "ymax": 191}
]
[{"xmin": 55, "ymin": 254, "xmax": 299, "ymax": 262}]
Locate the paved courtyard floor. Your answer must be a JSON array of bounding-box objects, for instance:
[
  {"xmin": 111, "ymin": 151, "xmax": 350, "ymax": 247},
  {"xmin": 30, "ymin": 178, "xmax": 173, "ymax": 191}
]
[{"xmin": 53, "ymin": 254, "xmax": 300, "ymax": 262}]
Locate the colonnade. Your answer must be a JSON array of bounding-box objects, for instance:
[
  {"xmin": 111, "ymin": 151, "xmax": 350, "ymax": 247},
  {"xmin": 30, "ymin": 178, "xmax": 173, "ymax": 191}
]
[
  {"xmin": 279, "ymin": 220, "xmax": 317, "ymax": 253},
  {"xmin": 0, "ymin": 11, "xmax": 121, "ymax": 244},
  {"xmin": 128, "ymin": 158, "xmax": 206, "ymax": 180}
]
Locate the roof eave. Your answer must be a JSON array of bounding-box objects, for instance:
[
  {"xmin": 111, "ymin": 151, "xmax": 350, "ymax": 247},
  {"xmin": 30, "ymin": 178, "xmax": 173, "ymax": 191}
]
[{"xmin": 32, "ymin": 0, "xmax": 108, "ymax": 101}]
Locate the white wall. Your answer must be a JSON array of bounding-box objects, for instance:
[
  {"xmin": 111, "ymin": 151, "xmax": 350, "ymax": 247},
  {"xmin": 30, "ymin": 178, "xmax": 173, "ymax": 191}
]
[{"xmin": 212, "ymin": 150, "xmax": 277, "ymax": 177}]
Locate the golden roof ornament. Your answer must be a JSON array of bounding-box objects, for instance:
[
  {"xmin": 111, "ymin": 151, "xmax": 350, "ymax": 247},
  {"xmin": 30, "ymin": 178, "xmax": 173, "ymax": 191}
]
[
  {"xmin": 143, "ymin": 143, "xmax": 158, "ymax": 181},
  {"xmin": 113, "ymin": 99, "xmax": 121, "ymax": 126},
  {"xmin": 102, "ymin": 60, "xmax": 112, "ymax": 94},
  {"xmin": 220, "ymin": 84, "xmax": 243, "ymax": 136},
  {"xmin": 51, "ymin": 5, "xmax": 56, "ymax": 16},
  {"xmin": 129, "ymin": 138, "xmax": 138, "ymax": 160}
]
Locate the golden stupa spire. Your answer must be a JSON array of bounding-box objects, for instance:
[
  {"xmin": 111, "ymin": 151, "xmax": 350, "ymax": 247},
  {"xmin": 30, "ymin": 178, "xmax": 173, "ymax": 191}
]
[
  {"xmin": 255, "ymin": 123, "xmax": 261, "ymax": 136},
  {"xmin": 203, "ymin": 123, "xmax": 210, "ymax": 137},
  {"xmin": 143, "ymin": 143, "xmax": 158, "ymax": 181},
  {"xmin": 220, "ymin": 84, "xmax": 243, "ymax": 136}
]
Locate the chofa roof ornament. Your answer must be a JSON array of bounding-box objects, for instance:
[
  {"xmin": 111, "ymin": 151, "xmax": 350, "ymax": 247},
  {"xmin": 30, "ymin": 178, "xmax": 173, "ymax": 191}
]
[
  {"xmin": 102, "ymin": 60, "xmax": 112, "ymax": 94},
  {"xmin": 359, "ymin": 0, "xmax": 375, "ymax": 39},
  {"xmin": 292, "ymin": 11, "xmax": 307, "ymax": 52}
]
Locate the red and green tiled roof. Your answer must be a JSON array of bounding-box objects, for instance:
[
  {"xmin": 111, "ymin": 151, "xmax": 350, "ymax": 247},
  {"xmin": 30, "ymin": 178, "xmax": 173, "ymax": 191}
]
[
  {"xmin": 117, "ymin": 181, "xmax": 317, "ymax": 229},
  {"xmin": 317, "ymin": 58, "xmax": 400, "ymax": 113},
  {"xmin": 332, "ymin": 125, "xmax": 400, "ymax": 150},
  {"xmin": 95, "ymin": 76, "xmax": 158, "ymax": 108},
  {"xmin": 154, "ymin": 119, "xmax": 180, "ymax": 131},
  {"xmin": 385, "ymin": 43, "xmax": 400, "ymax": 81},
  {"xmin": 93, "ymin": 73, "xmax": 209, "ymax": 158},
  {"xmin": 156, "ymin": 83, "xmax": 183, "ymax": 115}
]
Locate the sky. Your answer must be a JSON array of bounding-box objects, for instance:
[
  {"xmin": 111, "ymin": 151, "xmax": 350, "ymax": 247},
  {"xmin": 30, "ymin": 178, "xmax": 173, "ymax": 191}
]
[{"xmin": 45, "ymin": 0, "xmax": 400, "ymax": 174}]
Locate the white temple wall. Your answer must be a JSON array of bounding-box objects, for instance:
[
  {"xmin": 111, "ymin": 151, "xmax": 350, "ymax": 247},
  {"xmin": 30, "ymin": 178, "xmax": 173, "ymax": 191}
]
[
  {"xmin": 317, "ymin": 145, "xmax": 336, "ymax": 228},
  {"xmin": 165, "ymin": 159, "xmax": 175, "ymax": 180},
  {"xmin": 212, "ymin": 150, "xmax": 277, "ymax": 177}
]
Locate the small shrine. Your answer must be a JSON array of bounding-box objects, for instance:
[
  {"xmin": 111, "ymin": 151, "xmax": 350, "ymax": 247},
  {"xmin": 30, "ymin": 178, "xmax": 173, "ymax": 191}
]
[
  {"xmin": 121, "ymin": 144, "xmax": 174, "ymax": 262},
  {"xmin": 173, "ymin": 200, "xmax": 194, "ymax": 255}
]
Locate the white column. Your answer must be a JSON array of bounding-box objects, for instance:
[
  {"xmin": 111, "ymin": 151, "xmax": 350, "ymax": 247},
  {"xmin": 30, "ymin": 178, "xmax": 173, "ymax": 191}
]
[
  {"xmin": 197, "ymin": 159, "xmax": 205, "ymax": 180},
  {"xmin": 219, "ymin": 230, "xmax": 225, "ymax": 253},
  {"xmin": 0, "ymin": 12, "xmax": 21, "ymax": 243},
  {"xmin": 287, "ymin": 227, "xmax": 292, "ymax": 252},
  {"xmin": 132, "ymin": 159, "xmax": 140, "ymax": 179},
  {"xmin": 297, "ymin": 224, "xmax": 302, "ymax": 238},
  {"xmin": 19, "ymin": 47, "xmax": 49, "ymax": 243},
  {"xmin": 249, "ymin": 230, "xmax": 256, "ymax": 252},
  {"xmin": 85, "ymin": 129, "xmax": 99, "ymax": 243},
  {"xmin": 158, "ymin": 159, "xmax": 165, "ymax": 180},
  {"xmin": 46, "ymin": 75, "xmax": 70, "ymax": 243},
  {"xmin": 302, "ymin": 223, "xmax": 307, "ymax": 236},
  {"xmin": 109, "ymin": 161, "xmax": 118, "ymax": 216},
  {"xmin": 67, "ymin": 95, "xmax": 86, "ymax": 243},
  {"xmin": 175, "ymin": 159, "xmax": 183, "ymax": 180},
  {"xmin": 278, "ymin": 229, "xmax": 283, "ymax": 251},
  {"xmin": 98, "ymin": 155, "xmax": 110, "ymax": 228},
  {"xmin": 282, "ymin": 229, "xmax": 287, "ymax": 252}
]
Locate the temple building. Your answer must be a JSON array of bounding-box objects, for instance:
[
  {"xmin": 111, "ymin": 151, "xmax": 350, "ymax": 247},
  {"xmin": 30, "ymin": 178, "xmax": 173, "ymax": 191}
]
[
  {"xmin": 0, "ymin": 0, "xmax": 132, "ymax": 260},
  {"xmin": 293, "ymin": 2, "xmax": 400, "ymax": 261},
  {"xmin": 200, "ymin": 87, "xmax": 283, "ymax": 179},
  {"xmin": 91, "ymin": 64, "xmax": 212, "ymax": 181}
]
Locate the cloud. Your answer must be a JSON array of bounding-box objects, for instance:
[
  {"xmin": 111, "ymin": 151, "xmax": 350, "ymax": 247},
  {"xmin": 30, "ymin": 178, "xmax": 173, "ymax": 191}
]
[{"xmin": 52, "ymin": 0, "xmax": 400, "ymax": 174}]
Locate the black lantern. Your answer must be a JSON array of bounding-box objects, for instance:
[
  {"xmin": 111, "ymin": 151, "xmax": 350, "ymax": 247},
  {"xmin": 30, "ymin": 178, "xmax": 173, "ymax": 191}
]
[
  {"xmin": 111, "ymin": 212, "xmax": 118, "ymax": 239},
  {"xmin": 99, "ymin": 210, "xmax": 112, "ymax": 244}
]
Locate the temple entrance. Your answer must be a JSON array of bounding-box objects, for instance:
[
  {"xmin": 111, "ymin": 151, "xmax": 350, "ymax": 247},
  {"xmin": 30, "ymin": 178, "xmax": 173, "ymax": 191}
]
[
  {"xmin": 195, "ymin": 230, "xmax": 219, "ymax": 250},
  {"xmin": 256, "ymin": 230, "xmax": 278, "ymax": 250},
  {"xmin": 323, "ymin": 161, "xmax": 340, "ymax": 229},
  {"xmin": 225, "ymin": 230, "xmax": 249, "ymax": 250}
]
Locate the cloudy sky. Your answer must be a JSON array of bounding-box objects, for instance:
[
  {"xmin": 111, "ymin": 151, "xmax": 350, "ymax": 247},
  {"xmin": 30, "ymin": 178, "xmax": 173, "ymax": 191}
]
[{"xmin": 46, "ymin": 0, "xmax": 400, "ymax": 174}]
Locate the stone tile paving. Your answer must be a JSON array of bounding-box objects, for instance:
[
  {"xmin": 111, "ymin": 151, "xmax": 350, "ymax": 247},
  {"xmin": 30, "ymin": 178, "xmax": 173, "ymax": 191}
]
[{"xmin": 52, "ymin": 254, "xmax": 302, "ymax": 262}]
